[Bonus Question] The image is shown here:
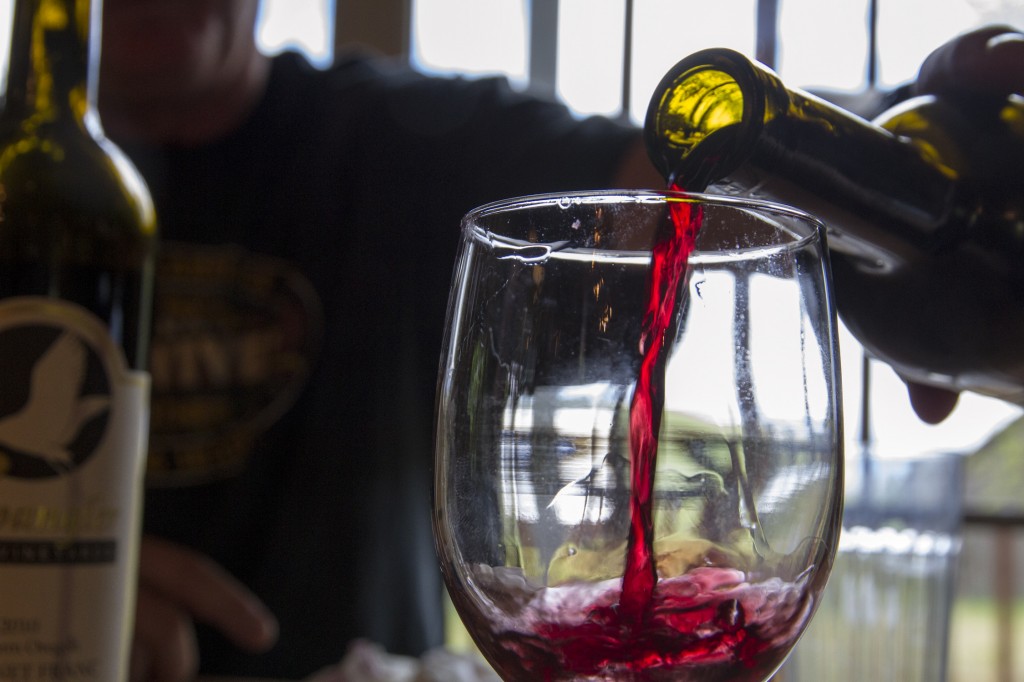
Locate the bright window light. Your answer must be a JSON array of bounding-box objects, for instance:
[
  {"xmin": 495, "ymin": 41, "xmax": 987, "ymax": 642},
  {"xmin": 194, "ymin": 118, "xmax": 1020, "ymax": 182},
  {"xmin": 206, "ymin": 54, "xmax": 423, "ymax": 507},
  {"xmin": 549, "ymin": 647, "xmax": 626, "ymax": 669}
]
[
  {"xmin": 411, "ymin": 0, "xmax": 528, "ymax": 87},
  {"xmin": 777, "ymin": 0, "xmax": 871, "ymax": 91},
  {"xmin": 875, "ymin": 0, "xmax": 979, "ymax": 88},
  {"xmin": 0, "ymin": 0, "xmax": 11, "ymax": 96},
  {"xmin": 256, "ymin": 0, "xmax": 335, "ymax": 68},
  {"xmin": 557, "ymin": 0, "xmax": 626, "ymax": 118}
]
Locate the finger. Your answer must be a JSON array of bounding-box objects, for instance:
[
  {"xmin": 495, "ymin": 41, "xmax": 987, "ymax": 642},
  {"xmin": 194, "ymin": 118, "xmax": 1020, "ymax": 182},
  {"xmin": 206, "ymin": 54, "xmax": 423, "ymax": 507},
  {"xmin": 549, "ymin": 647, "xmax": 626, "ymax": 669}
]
[
  {"xmin": 140, "ymin": 536, "xmax": 279, "ymax": 653},
  {"xmin": 131, "ymin": 584, "xmax": 199, "ymax": 682},
  {"xmin": 916, "ymin": 25, "xmax": 1024, "ymax": 97},
  {"xmin": 906, "ymin": 382, "xmax": 960, "ymax": 424}
]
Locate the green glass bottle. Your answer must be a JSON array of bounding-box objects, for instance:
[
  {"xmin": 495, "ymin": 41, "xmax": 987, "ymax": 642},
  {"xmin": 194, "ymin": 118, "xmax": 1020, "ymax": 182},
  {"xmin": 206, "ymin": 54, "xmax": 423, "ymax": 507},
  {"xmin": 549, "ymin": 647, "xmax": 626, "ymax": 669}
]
[
  {"xmin": 645, "ymin": 47, "xmax": 1024, "ymax": 404},
  {"xmin": 0, "ymin": 0, "xmax": 157, "ymax": 679}
]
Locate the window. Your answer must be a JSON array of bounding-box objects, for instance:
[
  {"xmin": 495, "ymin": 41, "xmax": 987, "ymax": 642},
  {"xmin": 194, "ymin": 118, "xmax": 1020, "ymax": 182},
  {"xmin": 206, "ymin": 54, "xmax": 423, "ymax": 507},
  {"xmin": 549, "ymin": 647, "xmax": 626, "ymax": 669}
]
[
  {"xmin": 257, "ymin": 0, "xmax": 336, "ymax": 68},
  {"xmin": 411, "ymin": 0, "xmax": 529, "ymax": 86}
]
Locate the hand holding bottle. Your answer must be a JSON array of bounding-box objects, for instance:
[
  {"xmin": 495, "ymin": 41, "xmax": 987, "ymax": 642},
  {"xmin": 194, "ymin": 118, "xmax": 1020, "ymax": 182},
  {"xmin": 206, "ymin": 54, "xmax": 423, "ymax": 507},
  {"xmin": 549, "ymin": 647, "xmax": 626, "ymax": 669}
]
[
  {"xmin": 904, "ymin": 25, "xmax": 1024, "ymax": 423},
  {"xmin": 915, "ymin": 25, "xmax": 1024, "ymax": 98}
]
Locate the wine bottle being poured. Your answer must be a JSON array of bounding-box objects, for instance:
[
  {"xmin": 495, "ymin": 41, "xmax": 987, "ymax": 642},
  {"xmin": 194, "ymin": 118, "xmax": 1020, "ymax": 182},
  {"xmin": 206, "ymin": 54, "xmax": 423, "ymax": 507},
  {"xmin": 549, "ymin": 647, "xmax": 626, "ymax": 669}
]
[{"xmin": 644, "ymin": 47, "xmax": 1024, "ymax": 404}]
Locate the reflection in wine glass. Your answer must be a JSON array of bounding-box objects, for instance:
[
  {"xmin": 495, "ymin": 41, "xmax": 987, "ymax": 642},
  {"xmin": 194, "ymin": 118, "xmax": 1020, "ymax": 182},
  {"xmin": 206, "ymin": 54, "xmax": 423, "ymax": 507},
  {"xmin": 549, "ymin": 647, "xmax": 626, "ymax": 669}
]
[{"xmin": 434, "ymin": 191, "xmax": 843, "ymax": 681}]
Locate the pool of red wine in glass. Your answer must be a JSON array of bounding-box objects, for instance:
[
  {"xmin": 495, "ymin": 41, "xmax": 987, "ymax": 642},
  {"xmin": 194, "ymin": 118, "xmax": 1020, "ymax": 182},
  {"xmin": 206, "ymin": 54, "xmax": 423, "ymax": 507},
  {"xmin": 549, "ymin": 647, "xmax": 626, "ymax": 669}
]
[{"xmin": 464, "ymin": 564, "xmax": 812, "ymax": 681}]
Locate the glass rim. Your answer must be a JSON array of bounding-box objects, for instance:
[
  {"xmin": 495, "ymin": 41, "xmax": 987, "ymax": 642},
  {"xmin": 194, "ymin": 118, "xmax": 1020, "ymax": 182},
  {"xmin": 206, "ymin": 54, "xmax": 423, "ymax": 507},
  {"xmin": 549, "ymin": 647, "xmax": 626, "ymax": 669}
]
[{"xmin": 462, "ymin": 189, "xmax": 827, "ymax": 259}]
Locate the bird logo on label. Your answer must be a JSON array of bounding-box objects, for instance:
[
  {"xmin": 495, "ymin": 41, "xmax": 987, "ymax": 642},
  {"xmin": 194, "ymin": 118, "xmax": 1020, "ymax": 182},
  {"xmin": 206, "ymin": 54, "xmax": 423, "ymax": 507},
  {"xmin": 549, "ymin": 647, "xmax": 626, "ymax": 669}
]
[{"xmin": 0, "ymin": 326, "xmax": 112, "ymax": 479}]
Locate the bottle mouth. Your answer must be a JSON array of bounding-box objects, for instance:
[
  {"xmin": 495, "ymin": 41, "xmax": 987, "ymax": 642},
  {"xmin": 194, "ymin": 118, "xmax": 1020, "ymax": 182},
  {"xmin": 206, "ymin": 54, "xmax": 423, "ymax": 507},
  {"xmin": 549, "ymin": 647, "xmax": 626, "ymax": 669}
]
[{"xmin": 643, "ymin": 48, "xmax": 768, "ymax": 191}]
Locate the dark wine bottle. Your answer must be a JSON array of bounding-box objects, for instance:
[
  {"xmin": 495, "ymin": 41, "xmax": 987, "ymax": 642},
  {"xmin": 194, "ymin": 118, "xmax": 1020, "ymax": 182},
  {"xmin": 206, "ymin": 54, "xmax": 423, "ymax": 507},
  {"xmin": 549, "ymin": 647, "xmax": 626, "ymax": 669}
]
[
  {"xmin": 644, "ymin": 47, "xmax": 1024, "ymax": 404},
  {"xmin": 0, "ymin": 0, "xmax": 157, "ymax": 679}
]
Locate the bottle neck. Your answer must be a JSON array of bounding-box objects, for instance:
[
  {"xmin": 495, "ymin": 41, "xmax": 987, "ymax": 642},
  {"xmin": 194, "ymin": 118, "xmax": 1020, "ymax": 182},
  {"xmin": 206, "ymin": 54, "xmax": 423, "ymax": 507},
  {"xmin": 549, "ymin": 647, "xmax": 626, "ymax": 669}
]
[
  {"xmin": 2, "ymin": 0, "xmax": 100, "ymax": 128},
  {"xmin": 645, "ymin": 49, "xmax": 960, "ymax": 267}
]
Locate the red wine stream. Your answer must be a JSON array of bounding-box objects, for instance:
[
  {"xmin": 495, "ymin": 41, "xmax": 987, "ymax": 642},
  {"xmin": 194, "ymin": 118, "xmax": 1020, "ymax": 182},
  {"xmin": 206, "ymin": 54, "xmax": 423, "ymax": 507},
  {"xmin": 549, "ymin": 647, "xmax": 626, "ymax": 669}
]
[
  {"xmin": 467, "ymin": 190, "xmax": 813, "ymax": 680},
  {"xmin": 620, "ymin": 191, "xmax": 701, "ymax": 620}
]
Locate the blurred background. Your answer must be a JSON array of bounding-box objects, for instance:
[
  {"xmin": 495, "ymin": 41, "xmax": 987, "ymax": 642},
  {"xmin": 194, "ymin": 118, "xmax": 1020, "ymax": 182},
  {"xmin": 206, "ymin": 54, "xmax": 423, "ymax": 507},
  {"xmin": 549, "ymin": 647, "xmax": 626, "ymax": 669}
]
[
  {"xmin": 3, "ymin": 0, "xmax": 1021, "ymax": 678},
  {"xmin": 240, "ymin": 1, "xmax": 1024, "ymax": 679}
]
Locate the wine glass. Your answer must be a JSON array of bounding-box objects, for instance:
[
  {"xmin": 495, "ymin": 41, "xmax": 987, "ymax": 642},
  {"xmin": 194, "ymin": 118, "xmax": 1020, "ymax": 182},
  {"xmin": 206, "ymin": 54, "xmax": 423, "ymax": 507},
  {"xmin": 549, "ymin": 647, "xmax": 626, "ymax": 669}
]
[{"xmin": 434, "ymin": 190, "xmax": 843, "ymax": 681}]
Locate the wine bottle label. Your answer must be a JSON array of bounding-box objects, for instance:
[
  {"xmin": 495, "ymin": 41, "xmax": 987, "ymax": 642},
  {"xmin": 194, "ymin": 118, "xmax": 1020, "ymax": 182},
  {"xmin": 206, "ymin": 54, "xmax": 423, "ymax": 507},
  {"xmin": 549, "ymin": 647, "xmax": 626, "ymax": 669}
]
[{"xmin": 0, "ymin": 297, "xmax": 150, "ymax": 682}]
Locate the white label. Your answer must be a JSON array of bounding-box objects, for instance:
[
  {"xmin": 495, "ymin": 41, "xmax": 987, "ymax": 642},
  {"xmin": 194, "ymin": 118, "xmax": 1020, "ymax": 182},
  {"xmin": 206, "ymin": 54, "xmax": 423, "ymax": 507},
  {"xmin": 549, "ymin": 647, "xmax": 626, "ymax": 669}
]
[{"xmin": 0, "ymin": 297, "xmax": 150, "ymax": 682}]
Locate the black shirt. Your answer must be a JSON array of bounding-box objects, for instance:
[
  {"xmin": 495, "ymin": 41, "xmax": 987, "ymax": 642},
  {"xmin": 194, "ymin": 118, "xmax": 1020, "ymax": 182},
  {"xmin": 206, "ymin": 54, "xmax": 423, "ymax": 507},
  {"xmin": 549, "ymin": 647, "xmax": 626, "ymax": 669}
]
[{"xmin": 127, "ymin": 51, "xmax": 638, "ymax": 679}]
